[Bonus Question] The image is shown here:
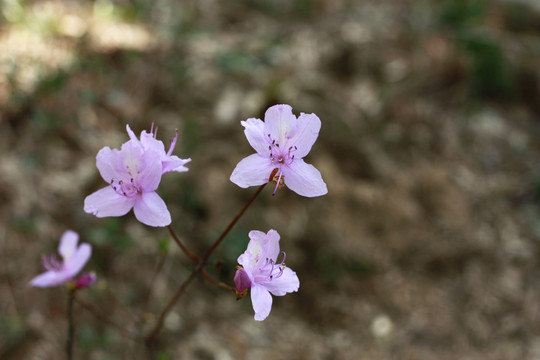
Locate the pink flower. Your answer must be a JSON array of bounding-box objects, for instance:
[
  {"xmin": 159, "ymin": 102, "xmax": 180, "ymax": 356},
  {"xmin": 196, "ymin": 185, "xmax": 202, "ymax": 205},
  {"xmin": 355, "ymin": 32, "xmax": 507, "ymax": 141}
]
[
  {"xmin": 30, "ymin": 231, "xmax": 92, "ymax": 288},
  {"xmin": 230, "ymin": 104, "xmax": 327, "ymax": 197},
  {"xmin": 126, "ymin": 123, "xmax": 191, "ymax": 174},
  {"xmin": 84, "ymin": 125, "xmax": 177, "ymax": 227},
  {"xmin": 234, "ymin": 230, "xmax": 299, "ymax": 321}
]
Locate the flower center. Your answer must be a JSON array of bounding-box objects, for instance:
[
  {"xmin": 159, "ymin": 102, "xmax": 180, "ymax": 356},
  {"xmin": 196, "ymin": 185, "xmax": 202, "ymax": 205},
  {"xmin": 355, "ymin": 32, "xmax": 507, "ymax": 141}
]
[
  {"xmin": 267, "ymin": 134, "xmax": 298, "ymax": 195},
  {"xmin": 110, "ymin": 178, "xmax": 141, "ymax": 198},
  {"xmin": 267, "ymin": 134, "xmax": 297, "ymax": 167}
]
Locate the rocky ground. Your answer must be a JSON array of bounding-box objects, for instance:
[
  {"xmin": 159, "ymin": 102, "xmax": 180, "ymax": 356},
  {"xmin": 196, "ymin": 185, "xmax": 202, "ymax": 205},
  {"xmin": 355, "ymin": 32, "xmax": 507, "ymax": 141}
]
[{"xmin": 1, "ymin": 0, "xmax": 540, "ymax": 359}]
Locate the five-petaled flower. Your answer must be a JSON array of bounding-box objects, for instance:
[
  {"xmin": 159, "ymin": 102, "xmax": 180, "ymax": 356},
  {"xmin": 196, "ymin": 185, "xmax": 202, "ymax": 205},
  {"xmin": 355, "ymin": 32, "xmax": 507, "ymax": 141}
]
[
  {"xmin": 234, "ymin": 229, "xmax": 299, "ymax": 321},
  {"xmin": 230, "ymin": 104, "xmax": 327, "ymax": 197},
  {"xmin": 84, "ymin": 124, "xmax": 189, "ymax": 227},
  {"xmin": 30, "ymin": 231, "xmax": 93, "ymax": 288}
]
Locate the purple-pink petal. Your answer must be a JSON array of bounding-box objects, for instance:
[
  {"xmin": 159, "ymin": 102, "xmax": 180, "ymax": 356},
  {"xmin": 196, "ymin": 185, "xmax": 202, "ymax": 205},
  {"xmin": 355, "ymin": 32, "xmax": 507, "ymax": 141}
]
[
  {"xmin": 260, "ymin": 267, "xmax": 300, "ymax": 296},
  {"xmin": 245, "ymin": 230, "xmax": 267, "ymax": 261},
  {"xmin": 242, "ymin": 118, "xmax": 270, "ymax": 156},
  {"xmin": 84, "ymin": 186, "xmax": 136, "ymax": 217},
  {"xmin": 64, "ymin": 243, "xmax": 92, "ymax": 278},
  {"xmin": 263, "ymin": 104, "xmax": 297, "ymax": 147},
  {"xmin": 283, "ymin": 159, "xmax": 327, "ymax": 197},
  {"xmin": 96, "ymin": 147, "xmax": 120, "ymax": 183},
  {"xmin": 162, "ymin": 156, "xmax": 191, "ymax": 174},
  {"xmin": 287, "ymin": 112, "xmax": 321, "ymax": 158},
  {"xmin": 30, "ymin": 271, "xmax": 61, "ymax": 287},
  {"xmin": 262, "ymin": 229, "xmax": 281, "ymax": 262},
  {"xmin": 251, "ymin": 284, "xmax": 273, "ymax": 321},
  {"xmin": 230, "ymin": 153, "xmax": 274, "ymax": 188},
  {"xmin": 133, "ymin": 191, "xmax": 171, "ymax": 227},
  {"xmin": 137, "ymin": 149, "xmax": 164, "ymax": 191},
  {"xmin": 58, "ymin": 230, "xmax": 79, "ymax": 260}
]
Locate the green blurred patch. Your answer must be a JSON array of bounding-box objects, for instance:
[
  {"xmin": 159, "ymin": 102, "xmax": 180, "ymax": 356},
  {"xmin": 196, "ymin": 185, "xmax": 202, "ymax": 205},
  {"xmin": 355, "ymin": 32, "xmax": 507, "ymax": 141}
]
[
  {"xmin": 77, "ymin": 323, "xmax": 116, "ymax": 356},
  {"xmin": 440, "ymin": 0, "xmax": 487, "ymax": 28},
  {"xmin": 439, "ymin": 0, "xmax": 513, "ymax": 98},
  {"xmin": 460, "ymin": 34, "xmax": 512, "ymax": 98},
  {"xmin": 11, "ymin": 214, "xmax": 37, "ymax": 234},
  {"xmin": 316, "ymin": 252, "xmax": 374, "ymax": 286},
  {"xmin": 217, "ymin": 50, "xmax": 259, "ymax": 75},
  {"xmin": 87, "ymin": 217, "xmax": 133, "ymax": 252},
  {"xmin": 0, "ymin": 314, "xmax": 27, "ymax": 355}
]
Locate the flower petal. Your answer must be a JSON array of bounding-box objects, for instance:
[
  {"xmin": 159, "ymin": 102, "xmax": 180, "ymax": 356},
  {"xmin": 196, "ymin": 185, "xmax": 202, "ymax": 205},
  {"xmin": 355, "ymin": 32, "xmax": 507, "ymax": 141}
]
[
  {"xmin": 230, "ymin": 153, "xmax": 274, "ymax": 188},
  {"xmin": 246, "ymin": 230, "xmax": 267, "ymax": 261},
  {"xmin": 29, "ymin": 271, "xmax": 61, "ymax": 287},
  {"xmin": 283, "ymin": 159, "xmax": 327, "ymax": 197},
  {"xmin": 133, "ymin": 191, "xmax": 171, "ymax": 227},
  {"xmin": 260, "ymin": 267, "xmax": 300, "ymax": 296},
  {"xmin": 96, "ymin": 147, "xmax": 121, "ymax": 183},
  {"xmin": 84, "ymin": 186, "xmax": 135, "ymax": 217},
  {"xmin": 288, "ymin": 112, "xmax": 321, "ymax": 158},
  {"xmin": 137, "ymin": 149, "xmax": 163, "ymax": 191},
  {"xmin": 58, "ymin": 230, "xmax": 79, "ymax": 260},
  {"xmin": 140, "ymin": 130, "xmax": 166, "ymax": 155},
  {"xmin": 162, "ymin": 156, "xmax": 191, "ymax": 174},
  {"xmin": 262, "ymin": 229, "xmax": 280, "ymax": 263},
  {"xmin": 64, "ymin": 243, "xmax": 92, "ymax": 278},
  {"xmin": 251, "ymin": 284, "xmax": 273, "ymax": 321},
  {"xmin": 242, "ymin": 118, "xmax": 270, "ymax": 156},
  {"xmin": 263, "ymin": 104, "xmax": 296, "ymax": 146},
  {"xmin": 237, "ymin": 251, "xmax": 255, "ymax": 276},
  {"xmin": 126, "ymin": 124, "xmax": 139, "ymax": 143}
]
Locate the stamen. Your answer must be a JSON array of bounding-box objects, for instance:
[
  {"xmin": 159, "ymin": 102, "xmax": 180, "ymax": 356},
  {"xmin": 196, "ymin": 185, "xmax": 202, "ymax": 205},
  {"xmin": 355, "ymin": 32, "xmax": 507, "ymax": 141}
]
[
  {"xmin": 167, "ymin": 130, "xmax": 179, "ymax": 156},
  {"xmin": 272, "ymin": 171, "xmax": 283, "ymax": 196},
  {"xmin": 42, "ymin": 254, "xmax": 63, "ymax": 271}
]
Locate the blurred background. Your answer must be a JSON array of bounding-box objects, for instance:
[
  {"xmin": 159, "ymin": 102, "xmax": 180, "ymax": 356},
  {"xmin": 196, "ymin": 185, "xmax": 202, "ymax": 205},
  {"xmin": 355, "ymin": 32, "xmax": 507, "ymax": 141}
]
[{"xmin": 1, "ymin": 0, "xmax": 540, "ymax": 359}]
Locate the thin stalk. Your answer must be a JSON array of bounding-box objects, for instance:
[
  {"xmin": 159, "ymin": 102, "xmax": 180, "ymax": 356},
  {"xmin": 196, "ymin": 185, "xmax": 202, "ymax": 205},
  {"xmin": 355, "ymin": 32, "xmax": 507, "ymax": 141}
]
[
  {"xmin": 67, "ymin": 289, "xmax": 75, "ymax": 360},
  {"xmin": 168, "ymin": 225, "xmax": 200, "ymax": 263},
  {"xmin": 202, "ymin": 183, "xmax": 266, "ymax": 263}
]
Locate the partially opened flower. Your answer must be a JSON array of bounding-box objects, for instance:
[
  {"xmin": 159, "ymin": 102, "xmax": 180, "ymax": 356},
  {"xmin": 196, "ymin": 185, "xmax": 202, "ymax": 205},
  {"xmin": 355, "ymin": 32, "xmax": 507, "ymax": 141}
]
[
  {"xmin": 230, "ymin": 104, "xmax": 327, "ymax": 197},
  {"xmin": 84, "ymin": 128, "xmax": 172, "ymax": 227},
  {"xmin": 30, "ymin": 231, "xmax": 92, "ymax": 288},
  {"xmin": 126, "ymin": 124, "xmax": 191, "ymax": 174},
  {"xmin": 234, "ymin": 229, "xmax": 299, "ymax": 321}
]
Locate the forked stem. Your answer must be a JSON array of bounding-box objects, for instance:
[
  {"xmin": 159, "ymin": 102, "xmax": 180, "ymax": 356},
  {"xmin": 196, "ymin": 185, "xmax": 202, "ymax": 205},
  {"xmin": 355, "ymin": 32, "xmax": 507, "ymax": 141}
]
[{"xmin": 145, "ymin": 183, "xmax": 266, "ymax": 343}]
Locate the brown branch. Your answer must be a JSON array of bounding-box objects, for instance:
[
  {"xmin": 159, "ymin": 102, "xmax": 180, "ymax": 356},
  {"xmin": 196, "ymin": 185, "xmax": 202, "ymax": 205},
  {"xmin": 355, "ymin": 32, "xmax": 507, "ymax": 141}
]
[
  {"xmin": 145, "ymin": 183, "xmax": 266, "ymax": 342},
  {"xmin": 168, "ymin": 225, "xmax": 200, "ymax": 263}
]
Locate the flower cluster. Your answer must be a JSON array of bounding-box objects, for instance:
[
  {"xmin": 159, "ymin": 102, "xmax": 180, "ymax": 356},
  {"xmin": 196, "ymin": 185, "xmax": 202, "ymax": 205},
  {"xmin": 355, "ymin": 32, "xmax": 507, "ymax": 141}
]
[{"xmin": 33, "ymin": 104, "xmax": 326, "ymax": 323}]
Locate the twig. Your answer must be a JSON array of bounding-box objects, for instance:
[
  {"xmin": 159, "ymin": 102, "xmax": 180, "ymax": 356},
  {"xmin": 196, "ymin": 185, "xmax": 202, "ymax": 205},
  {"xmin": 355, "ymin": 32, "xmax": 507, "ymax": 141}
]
[
  {"xmin": 145, "ymin": 183, "xmax": 266, "ymax": 343},
  {"xmin": 168, "ymin": 225, "xmax": 200, "ymax": 263}
]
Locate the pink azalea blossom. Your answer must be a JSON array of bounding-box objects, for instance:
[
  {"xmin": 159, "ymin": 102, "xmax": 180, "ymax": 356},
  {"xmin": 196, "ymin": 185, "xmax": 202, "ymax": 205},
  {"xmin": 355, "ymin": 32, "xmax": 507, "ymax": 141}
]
[
  {"xmin": 234, "ymin": 229, "xmax": 299, "ymax": 321},
  {"xmin": 30, "ymin": 231, "xmax": 92, "ymax": 288},
  {"xmin": 230, "ymin": 104, "xmax": 327, "ymax": 197},
  {"xmin": 84, "ymin": 126, "xmax": 176, "ymax": 227},
  {"xmin": 126, "ymin": 123, "xmax": 191, "ymax": 174}
]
